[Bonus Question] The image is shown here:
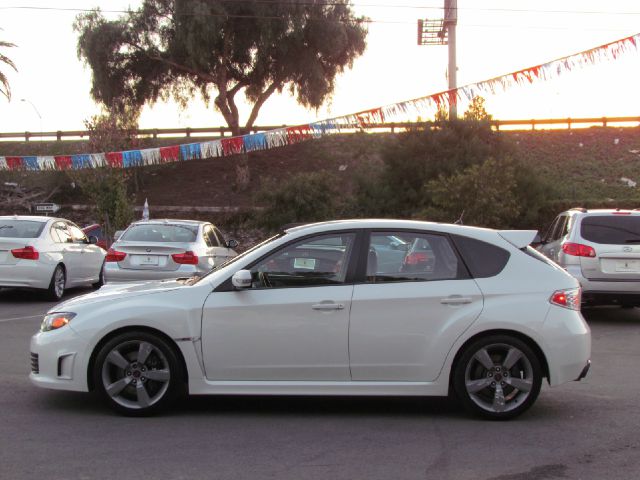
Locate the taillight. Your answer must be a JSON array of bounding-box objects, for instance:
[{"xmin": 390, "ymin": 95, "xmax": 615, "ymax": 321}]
[
  {"xmin": 11, "ymin": 246, "xmax": 39, "ymax": 260},
  {"xmin": 562, "ymin": 242, "xmax": 596, "ymax": 257},
  {"xmin": 550, "ymin": 288, "xmax": 582, "ymax": 311},
  {"xmin": 105, "ymin": 248, "xmax": 127, "ymax": 262},
  {"xmin": 404, "ymin": 252, "xmax": 429, "ymax": 265},
  {"xmin": 172, "ymin": 251, "xmax": 199, "ymax": 265}
]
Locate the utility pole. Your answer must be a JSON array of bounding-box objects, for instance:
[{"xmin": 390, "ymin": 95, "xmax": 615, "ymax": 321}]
[
  {"xmin": 445, "ymin": 0, "xmax": 458, "ymax": 119},
  {"xmin": 417, "ymin": 0, "xmax": 458, "ymax": 119}
]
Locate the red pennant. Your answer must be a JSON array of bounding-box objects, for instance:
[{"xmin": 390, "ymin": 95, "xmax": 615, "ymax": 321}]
[
  {"xmin": 105, "ymin": 152, "xmax": 123, "ymax": 168},
  {"xmin": 5, "ymin": 156, "xmax": 23, "ymax": 170},
  {"xmin": 159, "ymin": 146, "xmax": 180, "ymax": 162},
  {"xmin": 54, "ymin": 155, "xmax": 72, "ymax": 170},
  {"xmin": 221, "ymin": 137, "xmax": 244, "ymax": 156}
]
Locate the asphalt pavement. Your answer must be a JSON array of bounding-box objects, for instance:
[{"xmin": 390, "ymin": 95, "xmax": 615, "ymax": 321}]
[{"xmin": 1, "ymin": 287, "xmax": 639, "ymax": 480}]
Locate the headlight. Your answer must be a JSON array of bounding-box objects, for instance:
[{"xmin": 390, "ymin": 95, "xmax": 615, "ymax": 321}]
[{"xmin": 41, "ymin": 312, "xmax": 77, "ymax": 332}]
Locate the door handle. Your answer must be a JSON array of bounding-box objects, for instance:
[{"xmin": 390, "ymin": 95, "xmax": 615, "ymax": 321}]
[
  {"xmin": 440, "ymin": 295, "xmax": 473, "ymax": 305},
  {"xmin": 312, "ymin": 302, "xmax": 345, "ymax": 311}
]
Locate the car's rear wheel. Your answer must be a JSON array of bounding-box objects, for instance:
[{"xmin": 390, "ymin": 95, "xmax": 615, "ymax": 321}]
[
  {"xmin": 453, "ymin": 335, "xmax": 542, "ymax": 420},
  {"xmin": 45, "ymin": 265, "xmax": 66, "ymax": 301},
  {"xmin": 93, "ymin": 331, "xmax": 184, "ymax": 416}
]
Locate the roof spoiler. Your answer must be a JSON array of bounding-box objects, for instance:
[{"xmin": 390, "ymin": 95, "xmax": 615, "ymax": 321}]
[{"xmin": 497, "ymin": 230, "xmax": 539, "ymax": 249}]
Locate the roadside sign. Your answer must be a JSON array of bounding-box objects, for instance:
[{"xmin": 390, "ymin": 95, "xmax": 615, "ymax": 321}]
[{"xmin": 33, "ymin": 203, "xmax": 61, "ymax": 214}]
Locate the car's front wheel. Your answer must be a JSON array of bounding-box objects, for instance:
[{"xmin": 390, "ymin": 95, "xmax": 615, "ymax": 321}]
[
  {"xmin": 93, "ymin": 331, "xmax": 184, "ymax": 416},
  {"xmin": 453, "ymin": 335, "xmax": 542, "ymax": 420}
]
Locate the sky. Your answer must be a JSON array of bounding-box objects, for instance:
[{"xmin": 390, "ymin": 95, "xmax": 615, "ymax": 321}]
[{"xmin": 0, "ymin": 0, "xmax": 639, "ymax": 135}]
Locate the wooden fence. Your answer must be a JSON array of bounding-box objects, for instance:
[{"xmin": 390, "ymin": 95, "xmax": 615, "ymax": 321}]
[{"xmin": 1, "ymin": 116, "xmax": 638, "ymax": 142}]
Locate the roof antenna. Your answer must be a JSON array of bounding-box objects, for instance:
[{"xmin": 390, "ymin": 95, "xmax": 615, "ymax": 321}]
[{"xmin": 454, "ymin": 211, "xmax": 464, "ymax": 225}]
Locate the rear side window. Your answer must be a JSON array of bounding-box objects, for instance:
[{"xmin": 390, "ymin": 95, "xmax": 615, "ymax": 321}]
[
  {"xmin": 452, "ymin": 235, "xmax": 510, "ymax": 278},
  {"xmin": 580, "ymin": 215, "xmax": 640, "ymax": 244},
  {"xmin": 0, "ymin": 220, "xmax": 45, "ymax": 238},
  {"xmin": 121, "ymin": 224, "xmax": 198, "ymax": 243}
]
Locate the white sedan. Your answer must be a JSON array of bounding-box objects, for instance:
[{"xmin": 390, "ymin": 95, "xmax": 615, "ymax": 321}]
[
  {"xmin": 1, "ymin": 215, "xmax": 106, "ymax": 300},
  {"xmin": 29, "ymin": 220, "xmax": 591, "ymax": 419}
]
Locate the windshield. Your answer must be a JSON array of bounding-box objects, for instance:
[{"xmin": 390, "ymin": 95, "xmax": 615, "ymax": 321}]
[
  {"xmin": 0, "ymin": 220, "xmax": 46, "ymax": 238},
  {"xmin": 193, "ymin": 233, "xmax": 283, "ymax": 284},
  {"xmin": 121, "ymin": 224, "xmax": 198, "ymax": 243}
]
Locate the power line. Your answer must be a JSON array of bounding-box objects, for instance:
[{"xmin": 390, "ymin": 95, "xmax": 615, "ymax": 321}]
[{"xmin": 1, "ymin": 3, "xmax": 640, "ymax": 17}]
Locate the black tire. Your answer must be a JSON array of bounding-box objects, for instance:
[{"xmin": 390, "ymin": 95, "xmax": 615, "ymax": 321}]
[
  {"xmin": 92, "ymin": 262, "xmax": 105, "ymax": 289},
  {"xmin": 453, "ymin": 334, "xmax": 542, "ymax": 420},
  {"xmin": 93, "ymin": 331, "xmax": 185, "ymax": 416},
  {"xmin": 45, "ymin": 264, "xmax": 66, "ymax": 301}
]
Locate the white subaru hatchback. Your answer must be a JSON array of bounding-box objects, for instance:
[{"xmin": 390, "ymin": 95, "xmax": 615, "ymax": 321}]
[{"xmin": 30, "ymin": 220, "xmax": 591, "ymax": 419}]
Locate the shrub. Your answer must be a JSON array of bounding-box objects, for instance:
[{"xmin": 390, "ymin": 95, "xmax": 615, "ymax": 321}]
[{"xmin": 253, "ymin": 171, "xmax": 341, "ymax": 232}]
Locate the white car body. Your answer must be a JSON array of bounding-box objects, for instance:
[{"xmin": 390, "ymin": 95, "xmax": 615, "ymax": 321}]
[
  {"xmin": 0, "ymin": 215, "xmax": 105, "ymax": 298},
  {"xmin": 30, "ymin": 220, "xmax": 591, "ymax": 419}
]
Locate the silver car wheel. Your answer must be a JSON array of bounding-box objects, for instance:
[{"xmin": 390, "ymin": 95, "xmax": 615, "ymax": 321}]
[
  {"xmin": 100, "ymin": 340, "xmax": 171, "ymax": 410},
  {"xmin": 464, "ymin": 343, "xmax": 535, "ymax": 414},
  {"xmin": 54, "ymin": 267, "xmax": 65, "ymax": 299}
]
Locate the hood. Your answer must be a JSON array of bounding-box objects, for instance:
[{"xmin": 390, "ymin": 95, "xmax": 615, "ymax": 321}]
[{"xmin": 50, "ymin": 279, "xmax": 186, "ymax": 312}]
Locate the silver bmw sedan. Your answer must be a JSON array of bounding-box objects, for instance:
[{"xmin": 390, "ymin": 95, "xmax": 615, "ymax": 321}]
[{"xmin": 104, "ymin": 219, "xmax": 238, "ymax": 283}]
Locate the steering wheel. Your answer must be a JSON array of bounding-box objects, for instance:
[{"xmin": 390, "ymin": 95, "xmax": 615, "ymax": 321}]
[{"xmin": 258, "ymin": 271, "xmax": 272, "ymax": 288}]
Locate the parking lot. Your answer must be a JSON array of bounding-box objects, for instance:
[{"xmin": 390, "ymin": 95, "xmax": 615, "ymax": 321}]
[{"xmin": 1, "ymin": 288, "xmax": 639, "ymax": 480}]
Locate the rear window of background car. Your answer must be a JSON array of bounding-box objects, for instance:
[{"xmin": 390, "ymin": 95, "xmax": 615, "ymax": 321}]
[
  {"xmin": 580, "ymin": 215, "xmax": 640, "ymax": 244},
  {"xmin": 451, "ymin": 235, "xmax": 510, "ymax": 278},
  {"xmin": 121, "ymin": 224, "xmax": 198, "ymax": 243},
  {"xmin": 0, "ymin": 220, "xmax": 46, "ymax": 238}
]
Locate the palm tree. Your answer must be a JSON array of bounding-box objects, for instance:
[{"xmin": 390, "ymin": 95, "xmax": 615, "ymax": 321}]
[{"xmin": 0, "ymin": 37, "xmax": 17, "ymax": 100}]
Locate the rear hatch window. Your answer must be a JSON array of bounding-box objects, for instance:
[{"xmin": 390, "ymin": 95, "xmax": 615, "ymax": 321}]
[
  {"xmin": 580, "ymin": 215, "xmax": 640, "ymax": 244},
  {"xmin": 121, "ymin": 224, "xmax": 198, "ymax": 243},
  {"xmin": 0, "ymin": 220, "xmax": 46, "ymax": 238}
]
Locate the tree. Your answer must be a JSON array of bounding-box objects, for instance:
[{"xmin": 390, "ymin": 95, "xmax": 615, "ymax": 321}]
[
  {"xmin": 424, "ymin": 157, "xmax": 520, "ymax": 227},
  {"xmin": 74, "ymin": 0, "xmax": 368, "ymax": 136},
  {"xmin": 0, "ymin": 34, "xmax": 17, "ymax": 100},
  {"xmin": 463, "ymin": 96, "xmax": 492, "ymax": 122},
  {"xmin": 68, "ymin": 109, "xmax": 136, "ymax": 241}
]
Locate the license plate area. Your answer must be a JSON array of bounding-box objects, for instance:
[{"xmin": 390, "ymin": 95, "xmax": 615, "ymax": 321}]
[
  {"xmin": 615, "ymin": 259, "xmax": 640, "ymax": 272},
  {"xmin": 132, "ymin": 255, "xmax": 160, "ymax": 266}
]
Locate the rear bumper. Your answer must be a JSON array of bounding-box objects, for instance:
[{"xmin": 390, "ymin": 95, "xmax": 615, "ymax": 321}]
[
  {"xmin": 0, "ymin": 262, "xmax": 53, "ymax": 290},
  {"xmin": 104, "ymin": 263, "xmax": 205, "ymax": 283},
  {"xmin": 541, "ymin": 306, "xmax": 591, "ymax": 386},
  {"xmin": 564, "ymin": 265, "xmax": 640, "ymax": 305}
]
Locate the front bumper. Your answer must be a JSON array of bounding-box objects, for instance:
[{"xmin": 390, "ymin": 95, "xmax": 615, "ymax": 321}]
[{"xmin": 29, "ymin": 326, "xmax": 91, "ymax": 392}]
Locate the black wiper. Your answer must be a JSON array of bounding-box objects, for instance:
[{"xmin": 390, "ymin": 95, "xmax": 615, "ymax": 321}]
[
  {"xmin": 0, "ymin": 225, "xmax": 13, "ymax": 230},
  {"xmin": 625, "ymin": 239, "xmax": 640, "ymax": 243}
]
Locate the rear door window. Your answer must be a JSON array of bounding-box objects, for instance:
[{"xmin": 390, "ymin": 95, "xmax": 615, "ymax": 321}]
[
  {"xmin": 366, "ymin": 231, "xmax": 468, "ymax": 283},
  {"xmin": 51, "ymin": 222, "xmax": 72, "ymax": 243},
  {"xmin": 580, "ymin": 215, "xmax": 640, "ymax": 244}
]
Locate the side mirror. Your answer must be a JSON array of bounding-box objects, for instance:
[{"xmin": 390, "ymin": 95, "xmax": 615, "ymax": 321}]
[
  {"xmin": 226, "ymin": 239, "xmax": 239, "ymax": 249},
  {"xmin": 231, "ymin": 270, "xmax": 252, "ymax": 289},
  {"xmin": 88, "ymin": 235, "xmax": 99, "ymax": 245}
]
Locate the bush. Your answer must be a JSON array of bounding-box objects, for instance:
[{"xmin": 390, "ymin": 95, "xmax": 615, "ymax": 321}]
[{"xmin": 253, "ymin": 171, "xmax": 342, "ymax": 232}]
